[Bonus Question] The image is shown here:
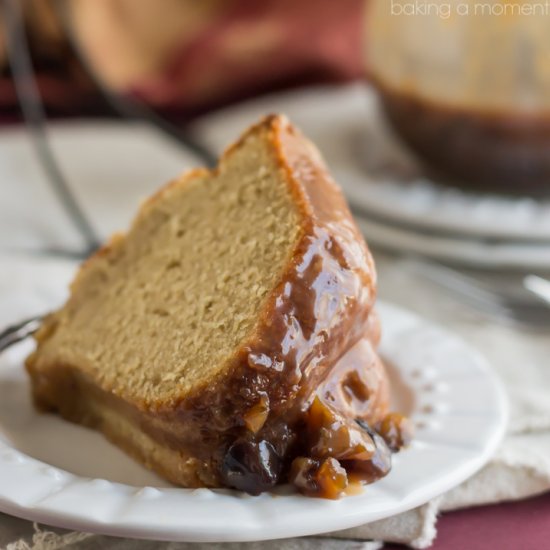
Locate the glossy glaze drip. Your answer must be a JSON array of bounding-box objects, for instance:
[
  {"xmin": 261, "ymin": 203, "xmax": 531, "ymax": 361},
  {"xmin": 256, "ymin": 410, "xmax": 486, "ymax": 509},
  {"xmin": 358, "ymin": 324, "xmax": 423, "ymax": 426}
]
[{"xmin": 318, "ymin": 337, "xmax": 388, "ymax": 424}]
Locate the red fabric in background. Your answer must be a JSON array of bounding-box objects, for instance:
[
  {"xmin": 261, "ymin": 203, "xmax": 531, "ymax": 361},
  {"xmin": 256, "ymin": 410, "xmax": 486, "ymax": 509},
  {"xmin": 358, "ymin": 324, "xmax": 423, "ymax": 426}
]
[
  {"xmin": 0, "ymin": 0, "xmax": 365, "ymax": 121},
  {"xmin": 130, "ymin": 0, "xmax": 364, "ymax": 116},
  {"xmin": 385, "ymin": 492, "xmax": 550, "ymax": 549}
]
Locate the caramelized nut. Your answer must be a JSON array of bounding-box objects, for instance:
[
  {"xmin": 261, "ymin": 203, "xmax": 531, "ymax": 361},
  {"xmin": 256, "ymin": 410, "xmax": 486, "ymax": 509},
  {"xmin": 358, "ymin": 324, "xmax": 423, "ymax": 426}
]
[
  {"xmin": 290, "ymin": 456, "xmax": 348, "ymax": 499},
  {"xmin": 307, "ymin": 397, "xmax": 376, "ymax": 461},
  {"xmin": 289, "ymin": 457, "xmax": 319, "ymax": 494},
  {"xmin": 243, "ymin": 395, "xmax": 270, "ymax": 433},
  {"xmin": 348, "ymin": 419, "xmax": 392, "ymax": 481},
  {"xmin": 376, "ymin": 413, "xmax": 414, "ymax": 452}
]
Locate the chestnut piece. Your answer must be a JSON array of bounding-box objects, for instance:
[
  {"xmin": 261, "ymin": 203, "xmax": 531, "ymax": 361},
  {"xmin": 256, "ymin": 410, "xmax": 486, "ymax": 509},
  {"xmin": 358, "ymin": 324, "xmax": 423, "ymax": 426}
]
[{"xmin": 221, "ymin": 438, "xmax": 282, "ymax": 495}]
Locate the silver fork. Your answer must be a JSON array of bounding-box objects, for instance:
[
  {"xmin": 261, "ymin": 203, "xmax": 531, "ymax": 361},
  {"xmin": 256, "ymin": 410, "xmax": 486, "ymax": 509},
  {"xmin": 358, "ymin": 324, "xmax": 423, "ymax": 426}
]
[
  {"xmin": 0, "ymin": 316, "xmax": 43, "ymax": 353},
  {"xmin": 524, "ymin": 275, "xmax": 550, "ymax": 307},
  {"xmin": 403, "ymin": 258, "xmax": 550, "ymax": 329}
]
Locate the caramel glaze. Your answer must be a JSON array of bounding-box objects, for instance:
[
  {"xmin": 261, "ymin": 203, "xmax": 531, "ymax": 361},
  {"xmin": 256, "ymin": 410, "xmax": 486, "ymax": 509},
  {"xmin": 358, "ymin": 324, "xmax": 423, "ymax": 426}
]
[
  {"xmin": 318, "ymin": 337, "xmax": 388, "ymax": 426},
  {"xmin": 28, "ymin": 116, "xmax": 409, "ymax": 498}
]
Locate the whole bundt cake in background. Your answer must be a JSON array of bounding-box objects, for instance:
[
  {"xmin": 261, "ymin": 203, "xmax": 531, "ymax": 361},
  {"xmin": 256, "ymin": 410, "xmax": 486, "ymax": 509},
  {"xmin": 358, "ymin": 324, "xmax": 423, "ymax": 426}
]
[{"xmin": 26, "ymin": 115, "xmax": 411, "ymax": 498}]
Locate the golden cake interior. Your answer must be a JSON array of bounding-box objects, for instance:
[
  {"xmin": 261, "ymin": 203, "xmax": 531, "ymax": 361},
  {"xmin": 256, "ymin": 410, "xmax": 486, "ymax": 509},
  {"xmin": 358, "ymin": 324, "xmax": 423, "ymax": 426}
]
[{"xmin": 29, "ymin": 127, "xmax": 302, "ymax": 405}]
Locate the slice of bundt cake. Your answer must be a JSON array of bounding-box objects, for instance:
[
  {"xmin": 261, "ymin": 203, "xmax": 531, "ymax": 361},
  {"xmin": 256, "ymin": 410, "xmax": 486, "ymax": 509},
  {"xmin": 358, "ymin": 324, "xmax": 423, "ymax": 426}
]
[{"xmin": 26, "ymin": 115, "xmax": 410, "ymax": 498}]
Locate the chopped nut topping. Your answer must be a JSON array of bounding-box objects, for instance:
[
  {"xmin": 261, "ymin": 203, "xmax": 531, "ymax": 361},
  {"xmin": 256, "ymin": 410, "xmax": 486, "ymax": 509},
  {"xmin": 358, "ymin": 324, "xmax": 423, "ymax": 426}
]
[
  {"xmin": 376, "ymin": 413, "xmax": 414, "ymax": 452},
  {"xmin": 243, "ymin": 395, "xmax": 270, "ymax": 433},
  {"xmin": 290, "ymin": 456, "xmax": 348, "ymax": 499},
  {"xmin": 307, "ymin": 396, "xmax": 376, "ymax": 461}
]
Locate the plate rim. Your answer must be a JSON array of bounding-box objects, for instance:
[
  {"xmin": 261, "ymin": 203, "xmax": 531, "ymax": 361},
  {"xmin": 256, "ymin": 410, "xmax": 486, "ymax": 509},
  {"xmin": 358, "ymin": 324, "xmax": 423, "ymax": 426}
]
[{"xmin": 355, "ymin": 217, "xmax": 550, "ymax": 270}]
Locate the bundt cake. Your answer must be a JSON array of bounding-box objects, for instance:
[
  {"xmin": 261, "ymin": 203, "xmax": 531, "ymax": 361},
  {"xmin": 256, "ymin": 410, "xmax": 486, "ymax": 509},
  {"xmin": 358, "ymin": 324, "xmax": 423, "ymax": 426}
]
[{"xmin": 26, "ymin": 115, "xmax": 411, "ymax": 498}]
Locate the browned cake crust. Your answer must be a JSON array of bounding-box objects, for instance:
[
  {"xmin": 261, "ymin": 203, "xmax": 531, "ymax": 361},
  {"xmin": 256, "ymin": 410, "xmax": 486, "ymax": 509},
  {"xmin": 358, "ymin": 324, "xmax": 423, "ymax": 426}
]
[{"xmin": 26, "ymin": 115, "xmax": 396, "ymax": 495}]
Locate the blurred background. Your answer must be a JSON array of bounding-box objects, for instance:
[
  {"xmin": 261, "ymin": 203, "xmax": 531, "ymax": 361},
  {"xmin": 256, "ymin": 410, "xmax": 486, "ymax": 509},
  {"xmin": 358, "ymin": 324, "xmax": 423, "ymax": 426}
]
[
  {"xmin": 1, "ymin": 0, "xmax": 550, "ymax": 274},
  {"xmin": 0, "ymin": 0, "xmax": 364, "ymax": 119}
]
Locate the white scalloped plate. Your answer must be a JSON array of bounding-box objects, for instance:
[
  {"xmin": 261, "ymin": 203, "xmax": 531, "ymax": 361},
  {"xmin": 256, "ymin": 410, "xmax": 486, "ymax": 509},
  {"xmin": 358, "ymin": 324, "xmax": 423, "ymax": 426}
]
[
  {"xmin": 0, "ymin": 302, "xmax": 507, "ymax": 542},
  {"xmin": 356, "ymin": 218, "xmax": 550, "ymax": 270}
]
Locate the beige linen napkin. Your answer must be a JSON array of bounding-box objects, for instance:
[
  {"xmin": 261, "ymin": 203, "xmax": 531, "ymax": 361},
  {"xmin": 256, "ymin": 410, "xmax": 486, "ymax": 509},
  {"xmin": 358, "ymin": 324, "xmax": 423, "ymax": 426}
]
[{"xmin": 1, "ymin": 253, "xmax": 549, "ymax": 550}]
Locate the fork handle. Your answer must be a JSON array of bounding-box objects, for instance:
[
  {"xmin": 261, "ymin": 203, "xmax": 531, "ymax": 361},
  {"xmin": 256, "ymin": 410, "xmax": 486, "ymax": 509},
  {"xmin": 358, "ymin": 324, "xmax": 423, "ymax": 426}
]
[
  {"xmin": 0, "ymin": 316, "xmax": 44, "ymax": 353},
  {"xmin": 524, "ymin": 276, "xmax": 550, "ymax": 307}
]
